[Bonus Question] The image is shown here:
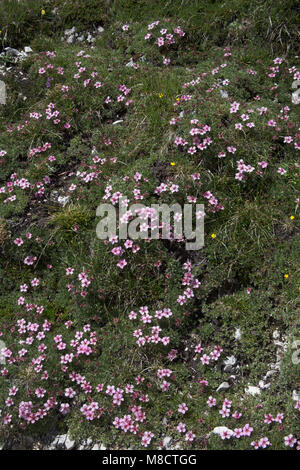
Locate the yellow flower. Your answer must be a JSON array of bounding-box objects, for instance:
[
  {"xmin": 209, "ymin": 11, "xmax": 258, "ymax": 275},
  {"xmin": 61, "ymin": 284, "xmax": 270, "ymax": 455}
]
[
  {"xmin": 290, "ymin": 215, "xmax": 295, "ymax": 220},
  {"xmin": 284, "ymin": 274, "xmax": 289, "ymax": 279},
  {"xmin": 170, "ymin": 162, "xmax": 175, "ymax": 166},
  {"xmin": 158, "ymin": 93, "xmax": 163, "ymax": 98},
  {"xmin": 176, "ymin": 97, "xmax": 180, "ymax": 101},
  {"xmin": 211, "ymin": 233, "xmax": 216, "ymax": 239},
  {"xmin": 41, "ymin": 9, "xmax": 46, "ymax": 15}
]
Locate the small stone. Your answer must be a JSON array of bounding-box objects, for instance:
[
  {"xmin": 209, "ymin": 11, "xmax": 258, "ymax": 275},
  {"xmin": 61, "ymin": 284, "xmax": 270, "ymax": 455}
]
[
  {"xmin": 292, "ymin": 390, "xmax": 300, "ymax": 401},
  {"xmin": 78, "ymin": 438, "xmax": 93, "ymax": 450},
  {"xmin": 0, "ymin": 80, "xmax": 6, "ymax": 105},
  {"xmin": 97, "ymin": 26, "xmax": 104, "ymax": 33},
  {"xmin": 234, "ymin": 328, "xmax": 242, "ymax": 340},
  {"xmin": 216, "ymin": 382, "xmax": 230, "ymax": 392},
  {"xmin": 138, "ymin": 55, "xmax": 148, "ymax": 63},
  {"xmin": 50, "ymin": 434, "xmax": 67, "ymax": 449},
  {"xmin": 220, "ymin": 89, "xmax": 229, "ymax": 99},
  {"xmin": 65, "ymin": 433, "xmax": 75, "ymax": 450},
  {"xmin": 223, "ymin": 355, "xmax": 237, "ymax": 372},
  {"xmin": 163, "ymin": 436, "xmax": 172, "ymax": 448},
  {"xmin": 265, "ymin": 369, "xmax": 277, "ymax": 379},
  {"xmin": 66, "ymin": 35, "xmax": 74, "ymax": 44},
  {"xmin": 4, "ymin": 47, "xmax": 21, "ymax": 57},
  {"xmin": 259, "ymin": 380, "xmax": 270, "ymax": 389},
  {"xmin": 245, "ymin": 385, "xmax": 261, "ymax": 396},
  {"xmin": 273, "ymin": 329, "xmax": 280, "ymax": 339},
  {"xmin": 24, "ymin": 46, "xmax": 33, "ymax": 53},
  {"xmin": 57, "ymin": 196, "xmax": 70, "ymax": 207},
  {"xmin": 126, "ymin": 58, "xmax": 135, "ymax": 67},
  {"xmin": 65, "ymin": 27, "xmax": 76, "ymax": 36}
]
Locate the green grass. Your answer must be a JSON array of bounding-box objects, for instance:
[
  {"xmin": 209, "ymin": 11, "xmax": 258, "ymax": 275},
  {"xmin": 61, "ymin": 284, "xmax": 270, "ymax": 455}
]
[{"xmin": 0, "ymin": 0, "xmax": 299, "ymax": 451}]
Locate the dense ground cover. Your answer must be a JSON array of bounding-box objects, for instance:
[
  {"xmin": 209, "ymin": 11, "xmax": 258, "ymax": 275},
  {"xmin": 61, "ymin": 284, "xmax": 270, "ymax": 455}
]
[{"xmin": 0, "ymin": 0, "xmax": 299, "ymax": 450}]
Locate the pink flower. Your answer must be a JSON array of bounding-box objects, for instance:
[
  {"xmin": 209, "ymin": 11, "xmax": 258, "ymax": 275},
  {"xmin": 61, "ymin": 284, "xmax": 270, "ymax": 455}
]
[
  {"xmin": 264, "ymin": 413, "xmax": 273, "ymax": 424},
  {"xmin": 141, "ymin": 431, "xmax": 154, "ymax": 447},
  {"xmin": 294, "ymin": 400, "xmax": 300, "ymax": 411},
  {"xmin": 200, "ymin": 354, "xmax": 210, "ymax": 365},
  {"xmin": 221, "ymin": 429, "xmax": 233, "ymax": 439},
  {"xmin": 284, "ymin": 434, "xmax": 296, "ymax": 447},
  {"xmin": 219, "ymin": 408, "xmax": 230, "ymax": 418},
  {"xmin": 233, "ymin": 428, "xmax": 243, "ymax": 438},
  {"xmin": 4, "ymin": 414, "xmax": 12, "ymax": 425},
  {"xmin": 207, "ymin": 396, "xmax": 216, "ymax": 407},
  {"xmin": 177, "ymin": 422, "xmax": 186, "ymax": 433},
  {"xmin": 258, "ymin": 161, "xmax": 268, "ymax": 168},
  {"xmin": 178, "ymin": 402, "xmax": 188, "ymax": 414},
  {"xmin": 232, "ymin": 411, "xmax": 242, "ymax": 420},
  {"xmin": 195, "ymin": 343, "xmax": 203, "ymax": 354},
  {"xmin": 185, "ymin": 431, "xmax": 195, "ymax": 442},
  {"xmin": 275, "ymin": 413, "xmax": 284, "ymax": 423},
  {"xmin": 258, "ymin": 437, "xmax": 271, "ymax": 449},
  {"xmin": 242, "ymin": 424, "xmax": 253, "ymax": 437},
  {"xmin": 117, "ymin": 259, "xmax": 127, "ymax": 269}
]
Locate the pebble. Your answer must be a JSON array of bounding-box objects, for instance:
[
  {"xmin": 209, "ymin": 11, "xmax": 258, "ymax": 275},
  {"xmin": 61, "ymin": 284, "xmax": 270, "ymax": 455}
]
[
  {"xmin": 162, "ymin": 436, "xmax": 172, "ymax": 448},
  {"xmin": 61, "ymin": 25, "xmax": 104, "ymax": 45},
  {"xmin": 223, "ymin": 355, "xmax": 237, "ymax": 372},
  {"xmin": 234, "ymin": 327, "xmax": 242, "ymax": 340},
  {"xmin": 216, "ymin": 381, "xmax": 230, "ymax": 392},
  {"xmin": 245, "ymin": 385, "xmax": 261, "ymax": 396},
  {"xmin": 220, "ymin": 89, "xmax": 228, "ymax": 99},
  {"xmin": 0, "ymin": 80, "xmax": 6, "ymax": 105},
  {"xmin": 92, "ymin": 443, "xmax": 106, "ymax": 450},
  {"xmin": 65, "ymin": 434, "xmax": 75, "ymax": 450},
  {"xmin": 126, "ymin": 58, "xmax": 135, "ymax": 67}
]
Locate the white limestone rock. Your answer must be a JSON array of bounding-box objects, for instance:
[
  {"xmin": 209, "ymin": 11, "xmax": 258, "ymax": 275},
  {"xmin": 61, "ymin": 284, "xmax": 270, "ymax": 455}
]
[
  {"xmin": 245, "ymin": 385, "xmax": 261, "ymax": 396},
  {"xmin": 234, "ymin": 327, "xmax": 242, "ymax": 340},
  {"xmin": 163, "ymin": 436, "xmax": 172, "ymax": 448},
  {"xmin": 223, "ymin": 355, "xmax": 237, "ymax": 372},
  {"xmin": 0, "ymin": 81, "xmax": 6, "ymax": 105},
  {"xmin": 216, "ymin": 381, "xmax": 230, "ymax": 392}
]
